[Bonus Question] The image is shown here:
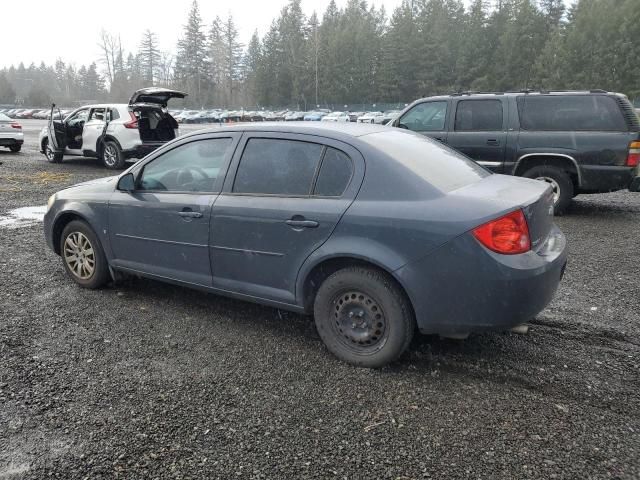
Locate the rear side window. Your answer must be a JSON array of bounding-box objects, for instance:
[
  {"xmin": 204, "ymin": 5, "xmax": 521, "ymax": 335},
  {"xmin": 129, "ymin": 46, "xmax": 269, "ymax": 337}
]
[
  {"xmin": 517, "ymin": 95, "xmax": 628, "ymax": 131},
  {"xmin": 233, "ymin": 138, "xmax": 323, "ymax": 196},
  {"xmin": 362, "ymin": 130, "xmax": 490, "ymax": 192},
  {"xmin": 313, "ymin": 148, "xmax": 353, "ymax": 197},
  {"xmin": 109, "ymin": 108, "xmax": 120, "ymax": 121},
  {"xmin": 454, "ymin": 100, "xmax": 503, "ymax": 131}
]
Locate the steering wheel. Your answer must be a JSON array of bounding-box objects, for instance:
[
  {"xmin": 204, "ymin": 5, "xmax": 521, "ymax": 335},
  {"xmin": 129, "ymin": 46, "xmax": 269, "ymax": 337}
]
[{"xmin": 176, "ymin": 166, "xmax": 209, "ymax": 188}]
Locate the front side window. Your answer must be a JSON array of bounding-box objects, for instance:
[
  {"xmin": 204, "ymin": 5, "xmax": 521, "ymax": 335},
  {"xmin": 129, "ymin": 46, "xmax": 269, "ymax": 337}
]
[
  {"xmin": 233, "ymin": 138, "xmax": 323, "ymax": 196},
  {"xmin": 517, "ymin": 95, "xmax": 627, "ymax": 131},
  {"xmin": 399, "ymin": 101, "xmax": 448, "ymax": 132},
  {"xmin": 454, "ymin": 100, "xmax": 503, "ymax": 131},
  {"xmin": 139, "ymin": 138, "xmax": 232, "ymax": 193},
  {"xmin": 66, "ymin": 109, "xmax": 89, "ymax": 126}
]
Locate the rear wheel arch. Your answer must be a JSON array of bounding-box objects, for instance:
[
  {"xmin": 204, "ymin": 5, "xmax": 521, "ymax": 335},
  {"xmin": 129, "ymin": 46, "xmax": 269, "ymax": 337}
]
[
  {"xmin": 300, "ymin": 256, "xmax": 416, "ymax": 319},
  {"xmin": 97, "ymin": 135, "xmax": 123, "ymax": 157},
  {"xmin": 513, "ymin": 154, "xmax": 581, "ymax": 189}
]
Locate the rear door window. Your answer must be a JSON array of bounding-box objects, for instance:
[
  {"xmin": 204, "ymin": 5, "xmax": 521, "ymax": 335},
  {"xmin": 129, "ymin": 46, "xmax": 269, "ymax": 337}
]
[
  {"xmin": 233, "ymin": 138, "xmax": 324, "ymax": 196},
  {"xmin": 88, "ymin": 108, "xmax": 106, "ymax": 122},
  {"xmin": 399, "ymin": 102, "xmax": 447, "ymax": 132},
  {"xmin": 517, "ymin": 95, "xmax": 627, "ymax": 131},
  {"xmin": 454, "ymin": 100, "xmax": 503, "ymax": 131}
]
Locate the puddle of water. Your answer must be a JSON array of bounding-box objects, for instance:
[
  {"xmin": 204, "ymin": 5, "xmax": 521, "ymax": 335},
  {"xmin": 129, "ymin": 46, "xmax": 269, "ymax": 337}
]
[{"xmin": 0, "ymin": 206, "xmax": 47, "ymax": 229}]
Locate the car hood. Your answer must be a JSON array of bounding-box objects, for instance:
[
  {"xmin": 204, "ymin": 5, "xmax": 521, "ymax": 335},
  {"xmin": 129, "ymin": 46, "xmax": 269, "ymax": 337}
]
[
  {"xmin": 61, "ymin": 176, "xmax": 118, "ymax": 193},
  {"xmin": 129, "ymin": 87, "xmax": 188, "ymax": 107}
]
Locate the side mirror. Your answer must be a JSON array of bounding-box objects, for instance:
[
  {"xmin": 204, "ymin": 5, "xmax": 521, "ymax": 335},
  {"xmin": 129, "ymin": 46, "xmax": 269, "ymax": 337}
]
[{"xmin": 117, "ymin": 172, "xmax": 135, "ymax": 192}]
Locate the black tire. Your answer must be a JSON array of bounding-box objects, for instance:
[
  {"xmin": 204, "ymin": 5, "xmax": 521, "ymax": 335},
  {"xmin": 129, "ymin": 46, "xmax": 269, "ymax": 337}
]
[
  {"xmin": 101, "ymin": 140, "xmax": 126, "ymax": 169},
  {"xmin": 522, "ymin": 165, "xmax": 574, "ymax": 215},
  {"xmin": 9, "ymin": 144, "xmax": 21, "ymax": 153},
  {"xmin": 60, "ymin": 220, "xmax": 110, "ymax": 289},
  {"xmin": 43, "ymin": 138, "xmax": 63, "ymax": 163},
  {"xmin": 313, "ymin": 266, "xmax": 415, "ymax": 368}
]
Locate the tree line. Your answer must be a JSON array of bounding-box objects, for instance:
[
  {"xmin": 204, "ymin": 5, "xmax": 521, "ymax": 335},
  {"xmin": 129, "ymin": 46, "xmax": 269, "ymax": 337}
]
[{"xmin": 1, "ymin": 0, "xmax": 638, "ymax": 109}]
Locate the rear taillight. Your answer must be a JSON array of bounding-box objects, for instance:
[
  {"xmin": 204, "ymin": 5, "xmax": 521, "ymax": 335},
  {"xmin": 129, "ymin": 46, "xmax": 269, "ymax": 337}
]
[
  {"xmin": 124, "ymin": 112, "xmax": 138, "ymax": 129},
  {"xmin": 473, "ymin": 209, "xmax": 531, "ymax": 255},
  {"xmin": 10, "ymin": 122, "xmax": 21, "ymax": 130},
  {"xmin": 627, "ymin": 141, "xmax": 640, "ymax": 167}
]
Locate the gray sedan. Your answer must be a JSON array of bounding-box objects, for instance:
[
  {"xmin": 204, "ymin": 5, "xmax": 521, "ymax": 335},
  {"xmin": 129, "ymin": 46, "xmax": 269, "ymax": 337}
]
[{"xmin": 44, "ymin": 123, "xmax": 567, "ymax": 367}]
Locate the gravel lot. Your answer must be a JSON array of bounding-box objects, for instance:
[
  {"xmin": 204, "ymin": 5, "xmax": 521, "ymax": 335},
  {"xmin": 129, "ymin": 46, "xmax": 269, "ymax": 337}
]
[{"xmin": 1, "ymin": 120, "xmax": 639, "ymax": 479}]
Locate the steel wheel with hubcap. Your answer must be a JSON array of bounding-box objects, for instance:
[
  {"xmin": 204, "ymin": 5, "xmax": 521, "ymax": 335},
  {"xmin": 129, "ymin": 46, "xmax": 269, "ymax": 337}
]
[
  {"xmin": 522, "ymin": 165, "xmax": 574, "ymax": 215},
  {"xmin": 314, "ymin": 266, "xmax": 415, "ymax": 368},
  {"xmin": 60, "ymin": 220, "xmax": 110, "ymax": 289}
]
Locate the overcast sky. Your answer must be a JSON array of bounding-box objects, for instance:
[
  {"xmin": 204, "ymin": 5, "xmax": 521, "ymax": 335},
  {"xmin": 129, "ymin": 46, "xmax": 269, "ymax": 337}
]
[{"xmin": 1, "ymin": 0, "xmax": 405, "ymax": 69}]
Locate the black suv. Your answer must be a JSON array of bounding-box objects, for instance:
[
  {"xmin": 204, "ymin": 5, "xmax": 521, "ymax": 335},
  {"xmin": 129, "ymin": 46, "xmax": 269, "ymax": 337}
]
[{"xmin": 391, "ymin": 90, "xmax": 640, "ymax": 213}]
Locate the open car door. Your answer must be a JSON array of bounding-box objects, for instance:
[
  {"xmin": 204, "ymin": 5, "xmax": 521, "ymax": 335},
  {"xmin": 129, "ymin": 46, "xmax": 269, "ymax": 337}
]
[{"xmin": 47, "ymin": 104, "xmax": 66, "ymax": 154}]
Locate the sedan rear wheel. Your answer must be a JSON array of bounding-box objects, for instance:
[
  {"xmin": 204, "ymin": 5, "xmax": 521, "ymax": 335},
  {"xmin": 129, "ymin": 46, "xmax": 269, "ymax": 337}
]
[
  {"xmin": 61, "ymin": 220, "xmax": 109, "ymax": 289},
  {"xmin": 314, "ymin": 266, "xmax": 415, "ymax": 368}
]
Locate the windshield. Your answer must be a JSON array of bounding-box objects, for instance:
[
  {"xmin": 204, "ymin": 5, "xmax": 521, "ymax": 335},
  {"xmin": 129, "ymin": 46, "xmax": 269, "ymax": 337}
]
[{"xmin": 361, "ymin": 130, "xmax": 490, "ymax": 192}]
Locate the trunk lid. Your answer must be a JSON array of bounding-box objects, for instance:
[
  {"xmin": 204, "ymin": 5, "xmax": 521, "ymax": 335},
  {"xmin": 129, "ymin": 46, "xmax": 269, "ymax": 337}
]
[
  {"xmin": 128, "ymin": 87, "xmax": 187, "ymax": 108},
  {"xmin": 452, "ymin": 174, "xmax": 555, "ymax": 252}
]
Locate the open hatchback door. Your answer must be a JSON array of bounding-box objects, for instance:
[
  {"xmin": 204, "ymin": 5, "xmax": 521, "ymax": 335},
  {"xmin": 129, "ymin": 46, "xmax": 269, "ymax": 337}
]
[{"xmin": 128, "ymin": 88, "xmax": 188, "ymax": 108}]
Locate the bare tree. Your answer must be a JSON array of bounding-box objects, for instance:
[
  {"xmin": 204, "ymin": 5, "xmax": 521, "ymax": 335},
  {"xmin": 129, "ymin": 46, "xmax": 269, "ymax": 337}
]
[{"xmin": 97, "ymin": 30, "xmax": 121, "ymax": 88}]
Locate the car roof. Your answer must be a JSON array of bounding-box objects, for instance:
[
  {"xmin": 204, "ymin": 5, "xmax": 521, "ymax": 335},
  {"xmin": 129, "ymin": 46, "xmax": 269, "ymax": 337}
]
[
  {"xmin": 410, "ymin": 90, "xmax": 626, "ymax": 103},
  {"xmin": 183, "ymin": 121, "xmax": 390, "ymax": 140}
]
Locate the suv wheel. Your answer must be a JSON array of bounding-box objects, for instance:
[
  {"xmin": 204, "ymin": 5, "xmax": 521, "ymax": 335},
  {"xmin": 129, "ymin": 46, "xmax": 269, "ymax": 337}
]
[
  {"xmin": 522, "ymin": 165, "xmax": 574, "ymax": 215},
  {"xmin": 43, "ymin": 139, "xmax": 63, "ymax": 163},
  {"xmin": 102, "ymin": 141, "xmax": 125, "ymax": 169},
  {"xmin": 9, "ymin": 145, "xmax": 21, "ymax": 153},
  {"xmin": 313, "ymin": 266, "xmax": 415, "ymax": 368},
  {"xmin": 60, "ymin": 220, "xmax": 110, "ymax": 289}
]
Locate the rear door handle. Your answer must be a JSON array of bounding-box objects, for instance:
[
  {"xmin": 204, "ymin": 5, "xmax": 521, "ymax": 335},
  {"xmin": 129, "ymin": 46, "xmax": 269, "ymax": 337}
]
[
  {"xmin": 486, "ymin": 139, "xmax": 500, "ymax": 146},
  {"xmin": 178, "ymin": 211, "xmax": 203, "ymax": 218},
  {"xmin": 286, "ymin": 219, "xmax": 319, "ymax": 228}
]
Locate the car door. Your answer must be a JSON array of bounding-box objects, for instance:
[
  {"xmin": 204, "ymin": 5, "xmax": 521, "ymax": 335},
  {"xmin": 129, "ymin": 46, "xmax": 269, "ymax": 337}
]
[
  {"xmin": 210, "ymin": 133, "xmax": 364, "ymax": 305},
  {"xmin": 108, "ymin": 133, "xmax": 240, "ymax": 286},
  {"xmin": 82, "ymin": 107, "xmax": 107, "ymax": 156},
  {"xmin": 395, "ymin": 101, "xmax": 449, "ymax": 142},
  {"xmin": 446, "ymin": 99, "xmax": 508, "ymax": 172}
]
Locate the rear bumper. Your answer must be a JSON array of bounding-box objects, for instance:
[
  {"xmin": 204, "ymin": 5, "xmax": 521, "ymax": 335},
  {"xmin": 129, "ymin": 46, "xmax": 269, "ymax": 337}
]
[
  {"xmin": 579, "ymin": 165, "xmax": 635, "ymax": 192},
  {"xmin": 395, "ymin": 225, "xmax": 567, "ymax": 335},
  {"xmin": 123, "ymin": 142, "xmax": 167, "ymax": 159},
  {"xmin": 0, "ymin": 136, "xmax": 24, "ymax": 147}
]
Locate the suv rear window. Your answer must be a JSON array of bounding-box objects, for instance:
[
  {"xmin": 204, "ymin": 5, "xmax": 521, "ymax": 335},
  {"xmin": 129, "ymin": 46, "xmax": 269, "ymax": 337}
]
[
  {"xmin": 362, "ymin": 130, "xmax": 490, "ymax": 192},
  {"xmin": 517, "ymin": 95, "xmax": 628, "ymax": 131},
  {"xmin": 454, "ymin": 100, "xmax": 503, "ymax": 131}
]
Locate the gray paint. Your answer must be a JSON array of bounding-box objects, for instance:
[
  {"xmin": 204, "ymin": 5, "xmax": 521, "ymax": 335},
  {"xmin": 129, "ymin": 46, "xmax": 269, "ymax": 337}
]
[{"xmin": 45, "ymin": 123, "xmax": 567, "ymax": 334}]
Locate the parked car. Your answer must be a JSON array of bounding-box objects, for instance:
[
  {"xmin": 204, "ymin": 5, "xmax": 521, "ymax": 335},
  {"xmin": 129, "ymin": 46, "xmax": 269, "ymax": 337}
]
[
  {"xmin": 39, "ymin": 87, "xmax": 187, "ymax": 169},
  {"xmin": 358, "ymin": 111, "xmax": 384, "ymax": 124},
  {"xmin": 304, "ymin": 111, "xmax": 328, "ymax": 121},
  {"xmin": 381, "ymin": 110, "xmax": 401, "ymax": 124},
  {"xmin": 44, "ymin": 122, "xmax": 567, "ymax": 367},
  {"xmin": 391, "ymin": 90, "xmax": 640, "ymax": 213},
  {"xmin": 285, "ymin": 111, "xmax": 305, "ymax": 121},
  {"xmin": 0, "ymin": 113, "xmax": 23, "ymax": 152},
  {"xmin": 321, "ymin": 111, "xmax": 350, "ymax": 123}
]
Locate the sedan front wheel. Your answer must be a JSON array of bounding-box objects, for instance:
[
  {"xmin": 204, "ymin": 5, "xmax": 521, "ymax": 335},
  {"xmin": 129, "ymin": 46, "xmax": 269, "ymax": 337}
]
[{"xmin": 61, "ymin": 220, "xmax": 110, "ymax": 289}]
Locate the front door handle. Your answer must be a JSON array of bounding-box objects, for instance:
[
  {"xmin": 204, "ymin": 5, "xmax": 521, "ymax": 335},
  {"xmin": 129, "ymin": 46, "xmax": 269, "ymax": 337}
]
[
  {"xmin": 286, "ymin": 219, "xmax": 319, "ymax": 228},
  {"xmin": 178, "ymin": 210, "xmax": 203, "ymax": 218},
  {"xmin": 486, "ymin": 139, "xmax": 500, "ymax": 146}
]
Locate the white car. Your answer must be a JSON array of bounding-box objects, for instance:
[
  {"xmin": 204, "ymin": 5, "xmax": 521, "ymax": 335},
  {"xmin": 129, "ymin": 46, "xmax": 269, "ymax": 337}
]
[
  {"xmin": 0, "ymin": 113, "xmax": 24, "ymax": 152},
  {"xmin": 357, "ymin": 111, "xmax": 385, "ymax": 124},
  {"xmin": 321, "ymin": 111, "xmax": 350, "ymax": 122},
  {"xmin": 39, "ymin": 88, "xmax": 186, "ymax": 169}
]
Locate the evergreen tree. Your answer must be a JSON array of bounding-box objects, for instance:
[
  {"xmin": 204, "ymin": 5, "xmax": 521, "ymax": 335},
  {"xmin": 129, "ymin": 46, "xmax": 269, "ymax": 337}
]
[
  {"xmin": 138, "ymin": 29, "xmax": 161, "ymax": 85},
  {"xmin": 175, "ymin": 0, "xmax": 208, "ymax": 106}
]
